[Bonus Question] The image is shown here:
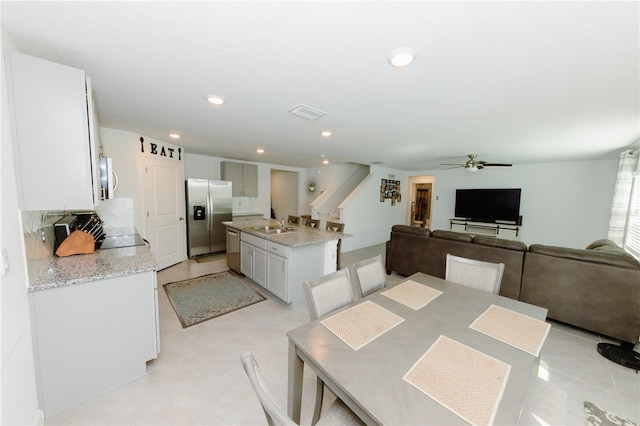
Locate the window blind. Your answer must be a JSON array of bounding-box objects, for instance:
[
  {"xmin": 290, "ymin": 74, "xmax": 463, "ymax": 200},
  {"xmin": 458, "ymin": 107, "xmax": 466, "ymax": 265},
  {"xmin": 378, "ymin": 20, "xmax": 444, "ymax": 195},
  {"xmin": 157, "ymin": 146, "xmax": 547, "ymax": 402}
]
[{"xmin": 623, "ymin": 175, "xmax": 640, "ymax": 259}]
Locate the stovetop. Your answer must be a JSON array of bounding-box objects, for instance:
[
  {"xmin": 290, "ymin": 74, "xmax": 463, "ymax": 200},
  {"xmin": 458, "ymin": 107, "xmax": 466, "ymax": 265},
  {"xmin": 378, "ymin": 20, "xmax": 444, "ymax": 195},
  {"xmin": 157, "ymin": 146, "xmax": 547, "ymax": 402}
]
[{"xmin": 99, "ymin": 234, "xmax": 147, "ymax": 250}]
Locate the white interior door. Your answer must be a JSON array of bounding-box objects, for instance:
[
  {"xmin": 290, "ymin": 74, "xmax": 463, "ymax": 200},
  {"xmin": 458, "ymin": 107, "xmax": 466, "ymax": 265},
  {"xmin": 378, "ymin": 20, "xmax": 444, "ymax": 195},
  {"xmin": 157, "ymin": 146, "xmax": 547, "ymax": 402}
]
[{"xmin": 143, "ymin": 157, "xmax": 186, "ymax": 270}]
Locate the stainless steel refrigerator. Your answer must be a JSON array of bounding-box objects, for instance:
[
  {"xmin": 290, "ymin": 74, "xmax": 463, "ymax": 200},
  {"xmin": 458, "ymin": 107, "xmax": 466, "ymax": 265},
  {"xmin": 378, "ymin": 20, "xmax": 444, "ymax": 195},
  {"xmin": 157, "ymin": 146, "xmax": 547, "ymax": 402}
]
[{"xmin": 185, "ymin": 179, "xmax": 233, "ymax": 258}]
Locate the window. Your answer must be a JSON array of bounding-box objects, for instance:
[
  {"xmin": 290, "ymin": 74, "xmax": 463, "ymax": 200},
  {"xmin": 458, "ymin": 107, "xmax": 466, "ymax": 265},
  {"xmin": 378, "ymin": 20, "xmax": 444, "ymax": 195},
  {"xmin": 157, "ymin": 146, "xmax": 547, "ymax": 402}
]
[{"xmin": 623, "ymin": 175, "xmax": 640, "ymax": 259}]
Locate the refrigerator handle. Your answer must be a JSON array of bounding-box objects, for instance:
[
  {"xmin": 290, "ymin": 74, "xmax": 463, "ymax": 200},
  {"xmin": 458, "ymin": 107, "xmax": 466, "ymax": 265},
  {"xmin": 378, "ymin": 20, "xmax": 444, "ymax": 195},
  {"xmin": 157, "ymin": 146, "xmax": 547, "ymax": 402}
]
[{"xmin": 207, "ymin": 191, "xmax": 213, "ymax": 232}]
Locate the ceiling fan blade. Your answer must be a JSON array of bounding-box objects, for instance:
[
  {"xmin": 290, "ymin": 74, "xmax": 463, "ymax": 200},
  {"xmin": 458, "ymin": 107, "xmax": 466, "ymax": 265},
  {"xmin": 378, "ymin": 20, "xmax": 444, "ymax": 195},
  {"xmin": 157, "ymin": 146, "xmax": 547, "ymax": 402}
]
[
  {"xmin": 482, "ymin": 163, "xmax": 512, "ymax": 167},
  {"xmin": 440, "ymin": 163, "xmax": 463, "ymax": 166},
  {"xmin": 442, "ymin": 165, "xmax": 463, "ymax": 170}
]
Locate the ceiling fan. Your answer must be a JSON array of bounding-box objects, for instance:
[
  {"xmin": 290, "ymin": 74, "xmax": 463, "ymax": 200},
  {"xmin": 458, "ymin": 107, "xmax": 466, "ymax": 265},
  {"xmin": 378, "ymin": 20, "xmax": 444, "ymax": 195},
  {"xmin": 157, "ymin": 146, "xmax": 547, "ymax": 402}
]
[{"xmin": 441, "ymin": 154, "xmax": 513, "ymax": 172}]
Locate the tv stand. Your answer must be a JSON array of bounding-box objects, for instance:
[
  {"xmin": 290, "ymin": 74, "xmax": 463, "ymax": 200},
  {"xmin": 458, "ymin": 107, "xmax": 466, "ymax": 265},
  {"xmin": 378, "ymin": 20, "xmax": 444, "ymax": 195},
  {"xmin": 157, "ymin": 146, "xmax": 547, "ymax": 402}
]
[{"xmin": 450, "ymin": 218, "xmax": 521, "ymax": 240}]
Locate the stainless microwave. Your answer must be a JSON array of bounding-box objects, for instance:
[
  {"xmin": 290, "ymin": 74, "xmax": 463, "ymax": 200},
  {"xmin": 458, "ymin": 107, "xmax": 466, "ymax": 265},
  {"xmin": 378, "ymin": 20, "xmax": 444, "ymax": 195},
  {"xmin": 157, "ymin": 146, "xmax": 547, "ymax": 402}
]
[{"xmin": 99, "ymin": 156, "xmax": 118, "ymax": 200}]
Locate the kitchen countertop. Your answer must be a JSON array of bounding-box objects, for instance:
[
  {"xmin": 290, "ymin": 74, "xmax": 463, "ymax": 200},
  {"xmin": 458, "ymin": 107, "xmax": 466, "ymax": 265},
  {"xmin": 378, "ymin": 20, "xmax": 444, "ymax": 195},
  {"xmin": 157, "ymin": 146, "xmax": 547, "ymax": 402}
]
[
  {"xmin": 29, "ymin": 227, "xmax": 157, "ymax": 292},
  {"xmin": 223, "ymin": 219, "xmax": 352, "ymax": 248}
]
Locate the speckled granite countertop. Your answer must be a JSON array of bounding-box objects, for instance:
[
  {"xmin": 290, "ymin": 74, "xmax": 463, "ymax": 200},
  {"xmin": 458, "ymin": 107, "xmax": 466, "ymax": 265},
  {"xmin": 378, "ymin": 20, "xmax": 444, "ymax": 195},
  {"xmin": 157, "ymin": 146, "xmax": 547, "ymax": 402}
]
[
  {"xmin": 29, "ymin": 227, "xmax": 157, "ymax": 292},
  {"xmin": 223, "ymin": 219, "xmax": 352, "ymax": 248}
]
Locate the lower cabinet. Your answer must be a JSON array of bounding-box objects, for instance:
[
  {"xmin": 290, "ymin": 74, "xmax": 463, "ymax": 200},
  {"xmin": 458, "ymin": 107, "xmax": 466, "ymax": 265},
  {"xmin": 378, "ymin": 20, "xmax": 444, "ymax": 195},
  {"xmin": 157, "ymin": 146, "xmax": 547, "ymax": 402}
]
[
  {"xmin": 240, "ymin": 231, "xmax": 337, "ymax": 305},
  {"xmin": 253, "ymin": 247, "xmax": 267, "ymax": 287},
  {"xmin": 28, "ymin": 271, "xmax": 159, "ymax": 416},
  {"xmin": 241, "ymin": 233, "xmax": 267, "ymax": 287},
  {"xmin": 240, "ymin": 240, "xmax": 253, "ymax": 278},
  {"xmin": 267, "ymin": 248, "xmax": 288, "ymax": 301}
]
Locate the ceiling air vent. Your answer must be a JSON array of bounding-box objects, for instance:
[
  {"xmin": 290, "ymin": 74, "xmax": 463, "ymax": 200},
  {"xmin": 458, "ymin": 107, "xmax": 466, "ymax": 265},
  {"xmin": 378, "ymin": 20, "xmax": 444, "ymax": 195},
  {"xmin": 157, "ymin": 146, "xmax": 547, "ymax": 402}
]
[{"xmin": 288, "ymin": 104, "xmax": 327, "ymax": 121}]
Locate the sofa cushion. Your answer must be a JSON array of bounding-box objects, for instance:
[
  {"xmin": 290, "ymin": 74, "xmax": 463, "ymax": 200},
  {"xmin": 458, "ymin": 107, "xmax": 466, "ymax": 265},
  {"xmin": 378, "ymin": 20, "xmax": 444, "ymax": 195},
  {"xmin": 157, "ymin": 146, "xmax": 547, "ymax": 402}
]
[
  {"xmin": 431, "ymin": 230, "xmax": 473, "ymax": 243},
  {"xmin": 474, "ymin": 235, "xmax": 527, "ymax": 252},
  {"xmin": 390, "ymin": 225, "xmax": 430, "ymax": 237},
  {"xmin": 528, "ymin": 244, "xmax": 640, "ymax": 269},
  {"xmin": 585, "ymin": 239, "xmax": 618, "ymax": 250}
]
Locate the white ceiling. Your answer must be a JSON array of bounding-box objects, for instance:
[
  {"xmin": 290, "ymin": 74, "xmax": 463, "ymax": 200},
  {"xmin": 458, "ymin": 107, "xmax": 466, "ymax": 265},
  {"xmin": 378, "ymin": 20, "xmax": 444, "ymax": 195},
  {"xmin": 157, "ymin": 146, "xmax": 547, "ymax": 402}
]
[{"xmin": 2, "ymin": 1, "xmax": 638, "ymax": 171}]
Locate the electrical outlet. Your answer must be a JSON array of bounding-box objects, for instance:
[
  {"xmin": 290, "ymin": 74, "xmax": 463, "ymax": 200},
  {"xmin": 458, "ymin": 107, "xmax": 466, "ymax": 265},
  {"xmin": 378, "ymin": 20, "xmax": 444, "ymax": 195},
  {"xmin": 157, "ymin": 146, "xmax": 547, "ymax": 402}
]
[{"xmin": 41, "ymin": 229, "xmax": 46, "ymax": 242}]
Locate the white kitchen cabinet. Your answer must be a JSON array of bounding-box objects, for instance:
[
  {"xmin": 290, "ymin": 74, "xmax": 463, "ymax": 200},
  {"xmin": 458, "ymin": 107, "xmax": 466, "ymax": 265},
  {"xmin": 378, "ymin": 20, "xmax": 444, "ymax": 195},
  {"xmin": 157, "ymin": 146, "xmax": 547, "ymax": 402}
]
[
  {"xmin": 253, "ymin": 246, "xmax": 267, "ymax": 287},
  {"xmin": 4, "ymin": 50, "xmax": 99, "ymax": 210},
  {"xmin": 221, "ymin": 161, "xmax": 258, "ymax": 197},
  {"xmin": 240, "ymin": 233, "xmax": 267, "ymax": 287},
  {"xmin": 240, "ymin": 241, "xmax": 253, "ymax": 277},
  {"xmin": 267, "ymin": 251, "xmax": 288, "ymax": 301},
  {"xmin": 28, "ymin": 271, "xmax": 158, "ymax": 416}
]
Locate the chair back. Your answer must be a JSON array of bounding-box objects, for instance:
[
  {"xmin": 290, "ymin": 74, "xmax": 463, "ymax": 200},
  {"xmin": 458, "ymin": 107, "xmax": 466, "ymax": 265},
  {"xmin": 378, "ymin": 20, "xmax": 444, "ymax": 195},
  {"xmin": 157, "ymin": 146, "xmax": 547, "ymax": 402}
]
[
  {"xmin": 306, "ymin": 218, "xmax": 321, "ymax": 228},
  {"xmin": 304, "ymin": 268, "xmax": 354, "ymax": 320},
  {"xmin": 240, "ymin": 351, "xmax": 297, "ymax": 426},
  {"xmin": 349, "ymin": 254, "xmax": 386, "ymax": 299},
  {"xmin": 287, "ymin": 215, "xmax": 300, "ymax": 224},
  {"xmin": 325, "ymin": 221, "xmax": 345, "ymax": 232},
  {"xmin": 445, "ymin": 254, "xmax": 505, "ymax": 294}
]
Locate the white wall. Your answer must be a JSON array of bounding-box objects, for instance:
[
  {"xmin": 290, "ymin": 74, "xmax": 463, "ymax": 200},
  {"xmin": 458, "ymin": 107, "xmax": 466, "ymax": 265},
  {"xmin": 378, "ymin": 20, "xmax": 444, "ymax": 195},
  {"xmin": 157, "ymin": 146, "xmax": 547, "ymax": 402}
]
[
  {"xmin": 99, "ymin": 128, "xmax": 145, "ymax": 231},
  {"xmin": 420, "ymin": 159, "xmax": 618, "ymax": 249},
  {"xmin": 1, "ymin": 32, "xmax": 42, "ymax": 425},
  {"xmin": 340, "ymin": 165, "xmax": 407, "ymax": 252}
]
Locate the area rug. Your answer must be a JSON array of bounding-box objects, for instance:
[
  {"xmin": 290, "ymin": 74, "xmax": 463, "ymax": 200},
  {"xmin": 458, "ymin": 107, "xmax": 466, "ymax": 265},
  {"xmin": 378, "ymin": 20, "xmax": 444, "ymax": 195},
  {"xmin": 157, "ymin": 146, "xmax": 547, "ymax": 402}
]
[
  {"xmin": 584, "ymin": 401, "xmax": 638, "ymax": 426},
  {"xmin": 164, "ymin": 271, "xmax": 266, "ymax": 327}
]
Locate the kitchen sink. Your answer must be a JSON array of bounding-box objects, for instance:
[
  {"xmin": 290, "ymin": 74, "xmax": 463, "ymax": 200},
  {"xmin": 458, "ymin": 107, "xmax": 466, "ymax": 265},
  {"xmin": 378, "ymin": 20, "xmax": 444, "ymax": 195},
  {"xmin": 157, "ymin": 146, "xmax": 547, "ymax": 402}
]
[{"xmin": 252, "ymin": 225, "xmax": 294, "ymax": 235}]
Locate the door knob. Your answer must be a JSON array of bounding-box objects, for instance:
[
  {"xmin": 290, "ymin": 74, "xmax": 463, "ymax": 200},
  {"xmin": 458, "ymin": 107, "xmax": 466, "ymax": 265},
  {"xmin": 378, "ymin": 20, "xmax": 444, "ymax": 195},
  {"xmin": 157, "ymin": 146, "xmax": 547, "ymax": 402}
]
[{"xmin": 179, "ymin": 217, "xmax": 185, "ymax": 221}]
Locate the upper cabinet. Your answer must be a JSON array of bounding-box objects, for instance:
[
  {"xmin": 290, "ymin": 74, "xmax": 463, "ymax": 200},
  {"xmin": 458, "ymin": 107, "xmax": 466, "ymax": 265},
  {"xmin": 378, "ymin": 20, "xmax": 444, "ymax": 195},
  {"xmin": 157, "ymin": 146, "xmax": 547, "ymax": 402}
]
[
  {"xmin": 221, "ymin": 161, "xmax": 258, "ymax": 197},
  {"xmin": 4, "ymin": 50, "xmax": 99, "ymax": 210}
]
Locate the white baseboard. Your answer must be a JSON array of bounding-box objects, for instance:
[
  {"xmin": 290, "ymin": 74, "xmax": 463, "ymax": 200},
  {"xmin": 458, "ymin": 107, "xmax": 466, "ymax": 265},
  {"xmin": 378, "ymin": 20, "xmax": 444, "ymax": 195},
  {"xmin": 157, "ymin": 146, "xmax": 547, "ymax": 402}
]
[{"xmin": 33, "ymin": 409, "xmax": 45, "ymax": 426}]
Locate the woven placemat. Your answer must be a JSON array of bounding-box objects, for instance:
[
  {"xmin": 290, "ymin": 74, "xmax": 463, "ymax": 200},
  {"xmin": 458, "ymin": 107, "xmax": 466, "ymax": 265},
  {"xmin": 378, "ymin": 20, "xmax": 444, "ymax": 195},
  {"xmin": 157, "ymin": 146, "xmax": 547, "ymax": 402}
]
[
  {"xmin": 403, "ymin": 335, "xmax": 511, "ymax": 426},
  {"xmin": 470, "ymin": 305, "xmax": 550, "ymax": 356},
  {"xmin": 321, "ymin": 300, "xmax": 404, "ymax": 350},
  {"xmin": 381, "ymin": 280, "xmax": 443, "ymax": 310}
]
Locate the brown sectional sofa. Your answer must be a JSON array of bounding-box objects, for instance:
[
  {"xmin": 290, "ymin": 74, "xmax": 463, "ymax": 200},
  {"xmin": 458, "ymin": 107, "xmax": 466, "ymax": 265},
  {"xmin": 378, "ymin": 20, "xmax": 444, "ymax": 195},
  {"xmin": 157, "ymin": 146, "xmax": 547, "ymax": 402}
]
[
  {"xmin": 385, "ymin": 225, "xmax": 640, "ymax": 344},
  {"xmin": 520, "ymin": 240, "xmax": 640, "ymax": 345},
  {"xmin": 385, "ymin": 225, "xmax": 527, "ymax": 300}
]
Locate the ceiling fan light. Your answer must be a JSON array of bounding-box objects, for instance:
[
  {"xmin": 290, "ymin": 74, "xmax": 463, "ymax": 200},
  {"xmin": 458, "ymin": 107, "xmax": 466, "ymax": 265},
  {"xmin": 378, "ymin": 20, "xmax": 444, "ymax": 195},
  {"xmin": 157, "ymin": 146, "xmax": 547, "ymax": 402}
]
[{"xmin": 465, "ymin": 165, "xmax": 478, "ymax": 172}]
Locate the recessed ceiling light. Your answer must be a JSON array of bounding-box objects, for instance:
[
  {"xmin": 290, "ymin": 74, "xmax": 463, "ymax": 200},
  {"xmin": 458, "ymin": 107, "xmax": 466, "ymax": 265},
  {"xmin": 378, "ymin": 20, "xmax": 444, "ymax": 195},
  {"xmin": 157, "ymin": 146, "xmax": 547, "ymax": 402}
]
[
  {"xmin": 256, "ymin": 148, "xmax": 264, "ymax": 154},
  {"xmin": 207, "ymin": 96, "xmax": 225, "ymax": 105},
  {"xmin": 322, "ymin": 160, "xmax": 329, "ymax": 165},
  {"xmin": 387, "ymin": 47, "xmax": 418, "ymax": 68},
  {"xmin": 321, "ymin": 131, "xmax": 332, "ymax": 137},
  {"xmin": 169, "ymin": 133, "xmax": 180, "ymax": 139}
]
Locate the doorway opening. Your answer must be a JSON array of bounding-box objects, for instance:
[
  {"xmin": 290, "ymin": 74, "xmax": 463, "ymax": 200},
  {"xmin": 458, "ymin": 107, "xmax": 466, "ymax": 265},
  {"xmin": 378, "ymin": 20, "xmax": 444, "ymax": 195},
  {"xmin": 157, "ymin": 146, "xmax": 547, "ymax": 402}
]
[
  {"xmin": 271, "ymin": 170, "xmax": 299, "ymax": 222},
  {"xmin": 407, "ymin": 176, "xmax": 434, "ymax": 228}
]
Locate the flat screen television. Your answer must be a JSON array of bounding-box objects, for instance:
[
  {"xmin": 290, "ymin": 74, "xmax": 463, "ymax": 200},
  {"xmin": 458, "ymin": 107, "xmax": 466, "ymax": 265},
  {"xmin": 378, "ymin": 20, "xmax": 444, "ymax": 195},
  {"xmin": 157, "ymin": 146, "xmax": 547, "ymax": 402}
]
[{"xmin": 455, "ymin": 188, "xmax": 522, "ymax": 224}]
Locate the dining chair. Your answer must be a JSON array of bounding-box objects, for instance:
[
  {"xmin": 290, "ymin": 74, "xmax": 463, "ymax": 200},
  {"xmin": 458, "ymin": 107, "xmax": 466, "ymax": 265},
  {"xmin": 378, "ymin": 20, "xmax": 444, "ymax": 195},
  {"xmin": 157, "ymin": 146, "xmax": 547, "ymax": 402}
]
[
  {"xmin": 287, "ymin": 215, "xmax": 300, "ymax": 224},
  {"xmin": 349, "ymin": 254, "xmax": 387, "ymax": 299},
  {"xmin": 306, "ymin": 218, "xmax": 321, "ymax": 228},
  {"xmin": 445, "ymin": 254, "xmax": 505, "ymax": 294},
  {"xmin": 303, "ymin": 268, "xmax": 355, "ymax": 424},
  {"xmin": 325, "ymin": 221, "xmax": 345, "ymax": 269},
  {"xmin": 240, "ymin": 351, "xmax": 364, "ymax": 426}
]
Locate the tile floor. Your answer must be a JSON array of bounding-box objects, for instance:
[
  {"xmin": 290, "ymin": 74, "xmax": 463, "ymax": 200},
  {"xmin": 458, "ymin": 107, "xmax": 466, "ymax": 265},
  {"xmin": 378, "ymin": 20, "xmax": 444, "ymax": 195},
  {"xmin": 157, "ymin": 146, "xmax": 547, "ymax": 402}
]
[{"xmin": 44, "ymin": 244, "xmax": 639, "ymax": 425}]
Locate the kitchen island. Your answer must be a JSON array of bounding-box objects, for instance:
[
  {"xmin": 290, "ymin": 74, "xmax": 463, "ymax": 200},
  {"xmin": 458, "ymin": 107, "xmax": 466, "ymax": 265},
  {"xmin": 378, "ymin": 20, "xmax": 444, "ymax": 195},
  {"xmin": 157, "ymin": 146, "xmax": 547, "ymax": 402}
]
[
  {"xmin": 27, "ymin": 235, "xmax": 159, "ymax": 416},
  {"xmin": 224, "ymin": 219, "xmax": 351, "ymax": 306}
]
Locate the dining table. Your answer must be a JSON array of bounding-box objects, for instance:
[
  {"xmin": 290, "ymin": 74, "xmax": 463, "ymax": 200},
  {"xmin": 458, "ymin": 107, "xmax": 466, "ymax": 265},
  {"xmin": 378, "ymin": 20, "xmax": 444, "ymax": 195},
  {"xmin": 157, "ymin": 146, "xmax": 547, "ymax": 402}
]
[{"xmin": 287, "ymin": 272, "xmax": 550, "ymax": 425}]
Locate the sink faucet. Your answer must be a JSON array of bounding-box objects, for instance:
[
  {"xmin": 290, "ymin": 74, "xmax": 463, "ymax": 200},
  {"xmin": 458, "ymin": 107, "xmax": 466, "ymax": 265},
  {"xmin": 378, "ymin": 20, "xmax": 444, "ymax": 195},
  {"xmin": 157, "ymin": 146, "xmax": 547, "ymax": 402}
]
[{"xmin": 280, "ymin": 218, "xmax": 286, "ymax": 227}]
